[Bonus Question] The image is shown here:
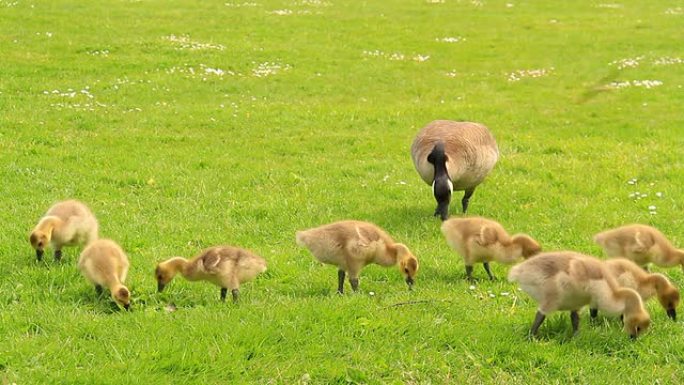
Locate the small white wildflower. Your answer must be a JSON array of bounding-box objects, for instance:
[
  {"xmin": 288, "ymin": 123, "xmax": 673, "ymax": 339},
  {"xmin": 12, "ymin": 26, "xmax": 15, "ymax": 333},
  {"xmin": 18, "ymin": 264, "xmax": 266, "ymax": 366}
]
[
  {"xmin": 469, "ymin": 285, "xmax": 476, "ymax": 290},
  {"xmin": 489, "ymin": 293, "xmax": 496, "ymax": 298},
  {"xmin": 627, "ymin": 178, "xmax": 637, "ymax": 185},
  {"xmin": 648, "ymin": 205, "xmax": 657, "ymax": 211},
  {"xmin": 506, "ymin": 3, "xmax": 514, "ymax": 7},
  {"xmin": 656, "ymin": 192, "xmax": 663, "ymax": 198},
  {"xmin": 369, "ymin": 291, "xmax": 375, "ymax": 296},
  {"xmin": 501, "ymin": 292, "xmax": 510, "ymax": 296}
]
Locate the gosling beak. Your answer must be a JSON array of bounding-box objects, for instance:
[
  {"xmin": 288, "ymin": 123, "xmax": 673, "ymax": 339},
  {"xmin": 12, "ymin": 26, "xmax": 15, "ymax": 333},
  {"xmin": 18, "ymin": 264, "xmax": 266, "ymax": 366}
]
[
  {"xmin": 36, "ymin": 249, "xmax": 44, "ymax": 261},
  {"xmin": 406, "ymin": 277, "xmax": 414, "ymax": 290},
  {"xmin": 667, "ymin": 308, "xmax": 677, "ymax": 321},
  {"xmin": 123, "ymin": 303, "xmax": 130, "ymax": 311},
  {"xmin": 157, "ymin": 282, "xmax": 165, "ymax": 292}
]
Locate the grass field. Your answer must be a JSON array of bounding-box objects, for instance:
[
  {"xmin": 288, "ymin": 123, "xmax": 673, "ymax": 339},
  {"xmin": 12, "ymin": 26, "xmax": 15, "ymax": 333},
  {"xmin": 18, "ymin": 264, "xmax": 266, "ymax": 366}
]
[{"xmin": 2, "ymin": 0, "xmax": 684, "ymax": 383}]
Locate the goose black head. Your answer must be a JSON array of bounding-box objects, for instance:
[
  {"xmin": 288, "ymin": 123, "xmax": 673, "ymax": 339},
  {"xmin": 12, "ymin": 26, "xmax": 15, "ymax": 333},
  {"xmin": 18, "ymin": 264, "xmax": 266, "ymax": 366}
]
[{"xmin": 427, "ymin": 142, "xmax": 451, "ymax": 221}]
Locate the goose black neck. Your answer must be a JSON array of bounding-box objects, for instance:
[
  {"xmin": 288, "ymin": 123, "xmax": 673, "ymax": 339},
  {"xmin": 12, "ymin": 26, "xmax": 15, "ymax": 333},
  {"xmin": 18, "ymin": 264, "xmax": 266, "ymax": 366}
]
[{"xmin": 428, "ymin": 142, "xmax": 452, "ymax": 221}]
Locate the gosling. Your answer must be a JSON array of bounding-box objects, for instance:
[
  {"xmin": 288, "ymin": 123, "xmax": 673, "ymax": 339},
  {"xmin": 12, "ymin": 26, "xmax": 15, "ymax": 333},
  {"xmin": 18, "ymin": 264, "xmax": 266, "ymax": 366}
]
[
  {"xmin": 155, "ymin": 246, "xmax": 267, "ymax": 303},
  {"xmin": 30, "ymin": 199, "xmax": 99, "ymax": 261},
  {"xmin": 295, "ymin": 220, "xmax": 419, "ymax": 293},
  {"xmin": 594, "ymin": 224, "xmax": 684, "ymax": 270},
  {"xmin": 78, "ymin": 239, "xmax": 131, "ymax": 310},
  {"xmin": 411, "ymin": 120, "xmax": 499, "ymax": 220},
  {"xmin": 508, "ymin": 251, "xmax": 651, "ymax": 339},
  {"xmin": 441, "ymin": 217, "xmax": 541, "ymax": 280},
  {"xmin": 589, "ymin": 258, "xmax": 679, "ymax": 321}
]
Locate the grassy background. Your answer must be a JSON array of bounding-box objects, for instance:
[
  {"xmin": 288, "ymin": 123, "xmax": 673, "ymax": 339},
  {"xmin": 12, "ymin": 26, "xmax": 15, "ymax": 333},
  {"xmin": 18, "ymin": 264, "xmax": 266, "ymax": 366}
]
[{"xmin": 2, "ymin": 0, "xmax": 684, "ymax": 383}]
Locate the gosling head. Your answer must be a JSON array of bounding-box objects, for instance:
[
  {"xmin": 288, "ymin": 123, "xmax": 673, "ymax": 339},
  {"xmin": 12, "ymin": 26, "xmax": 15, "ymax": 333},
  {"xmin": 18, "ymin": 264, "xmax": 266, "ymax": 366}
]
[
  {"xmin": 155, "ymin": 261, "xmax": 178, "ymax": 293},
  {"xmin": 512, "ymin": 234, "xmax": 542, "ymax": 259},
  {"xmin": 113, "ymin": 285, "xmax": 131, "ymax": 310},
  {"xmin": 29, "ymin": 231, "xmax": 49, "ymax": 261},
  {"xmin": 396, "ymin": 244, "xmax": 419, "ymax": 290},
  {"xmin": 657, "ymin": 286, "xmax": 680, "ymax": 321},
  {"xmin": 624, "ymin": 312, "xmax": 650, "ymax": 340}
]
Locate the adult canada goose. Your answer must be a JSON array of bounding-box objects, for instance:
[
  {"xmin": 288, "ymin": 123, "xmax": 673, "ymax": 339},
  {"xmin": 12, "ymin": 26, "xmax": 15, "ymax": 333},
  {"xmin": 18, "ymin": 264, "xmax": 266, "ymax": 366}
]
[
  {"xmin": 30, "ymin": 199, "xmax": 99, "ymax": 261},
  {"xmin": 411, "ymin": 120, "xmax": 499, "ymax": 220}
]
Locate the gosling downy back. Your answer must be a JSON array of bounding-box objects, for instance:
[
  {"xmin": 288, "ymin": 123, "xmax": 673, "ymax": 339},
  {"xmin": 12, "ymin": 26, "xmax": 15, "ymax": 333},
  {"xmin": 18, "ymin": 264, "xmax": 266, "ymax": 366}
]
[
  {"xmin": 594, "ymin": 224, "xmax": 684, "ymax": 268},
  {"xmin": 30, "ymin": 199, "xmax": 99, "ymax": 261},
  {"xmin": 296, "ymin": 220, "xmax": 419, "ymax": 292},
  {"xmin": 78, "ymin": 239, "xmax": 130, "ymax": 309}
]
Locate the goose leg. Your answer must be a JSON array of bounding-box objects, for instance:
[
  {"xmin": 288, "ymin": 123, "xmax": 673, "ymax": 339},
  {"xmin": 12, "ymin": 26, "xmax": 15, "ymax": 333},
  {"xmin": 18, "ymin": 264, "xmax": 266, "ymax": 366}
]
[
  {"xmin": 231, "ymin": 289, "xmax": 239, "ymax": 303},
  {"xmin": 54, "ymin": 249, "xmax": 63, "ymax": 261},
  {"xmin": 348, "ymin": 267, "xmax": 361, "ymax": 292},
  {"xmin": 337, "ymin": 270, "xmax": 345, "ymax": 294},
  {"xmin": 461, "ymin": 187, "xmax": 475, "ymax": 213},
  {"xmin": 95, "ymin": 285, "xmax": 103, "ymax": 296},
  {"xmin": 220, "ymin": 288, "xmax": 227, "ymax": 302},
  {"xmin": 530, "ymin": 310, "xmax": 546, "ymax": 336},
  {"xmin": 36, "ymin": 249, "xmax": 44, "ymax": 262},
  {"xmin": 570, "ymin": 311, "xmax": 580, "ymax": 336},
  {"xmin": 483, "ymin": 262, "xmax": 494, "ymax": 280}
]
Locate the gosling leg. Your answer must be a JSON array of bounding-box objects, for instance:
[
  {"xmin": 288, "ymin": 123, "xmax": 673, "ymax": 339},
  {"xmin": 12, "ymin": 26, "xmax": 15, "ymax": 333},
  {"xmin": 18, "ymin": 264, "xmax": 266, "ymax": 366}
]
[
  {"xmin": 465, "ymin": 265, "xmax": 474, "ymax": 281},
  {"xmin": 231, "ymin": 289, "xmax": 239, "ymax": 303},
  {"xmin": 570, "ymin": 311, "xmax": 580, "ymax": 336},
  {"xmin": 54, "ymin": 249, "xmax": 63, "ymax": 262},
  {"xmin": 483, "ymin": 262, "xmax": 494, "ymax": 280},
  {"xmin": 337, "ymin": 270, "xmax": 345, "ymax": 294},
  {"xmin": 350, "ymin": 277, "xmax": 360, "ymax": 292},
  {"xmin": 589, "ymin": 308, "xmax": 598, "ymax": 319},
  {"xmin": 220, "ymin": 288, "xmax": 227, "ymax": 302},
  {"xmin": 95, "ymin": 285, "xmax": 103, "ymax": 296},
  {"xmin": 530, "ymin": 310, "xmax": 546, "ymax": 336}
]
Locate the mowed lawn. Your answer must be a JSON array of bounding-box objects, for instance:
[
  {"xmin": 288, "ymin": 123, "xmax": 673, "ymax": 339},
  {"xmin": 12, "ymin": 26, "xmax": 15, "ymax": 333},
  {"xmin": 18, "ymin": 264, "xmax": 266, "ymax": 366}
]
[{"xmin": 1, "ymin": 0, "xmax": 684, "ymax": 383}]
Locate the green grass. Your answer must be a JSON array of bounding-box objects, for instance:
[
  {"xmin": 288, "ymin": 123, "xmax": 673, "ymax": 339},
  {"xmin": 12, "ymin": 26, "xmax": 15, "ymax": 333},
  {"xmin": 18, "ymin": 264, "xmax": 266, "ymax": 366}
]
[{"xmin": 2, "ymin": 0, "xmax": 684, "ymax": 383}]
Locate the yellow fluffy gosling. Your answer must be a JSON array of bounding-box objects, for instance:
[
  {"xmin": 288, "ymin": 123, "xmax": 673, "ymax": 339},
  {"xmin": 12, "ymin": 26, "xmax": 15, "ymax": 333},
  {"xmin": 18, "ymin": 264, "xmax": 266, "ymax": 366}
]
[
  {"xmin": 441, "ymin": 217, "xmax": 541, "ymax": 280},
  {"xmin": 508, "ymin": 251, "xmax": 650, "ymax": 339},
  {"xmin": 411, "ymin": 120, "xmax": 499, "ymax": 220},
  {"xmin": 589, "ymin": 258, "xmax": 679, "ymax": 321},
  {"xmin": 155, "ymin": 246, "xmax": 267, "ymax": 303},
  {"xmin": 78, "ymin": 239, "xmax": 131, "ymax": 309},
  {"xmin": 594, "ymin": 224, "xmax": 684, "ymax": 270},
  {"xmin": 296, "ymin": 220, "xmax": 419, "ymax": 293},
  {"xmin": 30, "ymin": 199, "xmax": 98, "ymax": 262}
]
